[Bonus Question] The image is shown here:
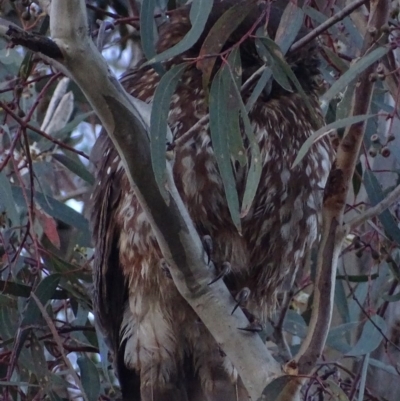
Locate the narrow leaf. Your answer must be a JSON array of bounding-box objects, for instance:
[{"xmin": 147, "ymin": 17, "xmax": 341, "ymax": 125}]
[
  {"xmin": 346, "ymin": 315, "xmax": 386, "ymax": 357},
  {"xmin": 209, "ymin": 66, "xmax": 241, "ymax": 231},
  {"xmin": 140, "ymin": 0, "xmax": 164, "ymax": 75},
  {"xmin": 150, "ymin": 63, "xmax": 187, "ymax": 198},
  {"xmin": 256, "ymin": 37, "xmax": 292, "ymax": 92},
  {"xmin": 321, "ymin": 46, "xmax": 390, "ymax": 105},
  {"xmin": 11, "ymin": 186, "xmax": 92, "ymax": 247},
  {"xmin": 53, "ymin": 153, "xmax": 94, "ymax": 185},
  {"xmin": 293, "ymin": 114, "xmax": 376, "ymax": 168},
  {"xmin": 0, "ymin": 172, "xmax": 19, "ymax": 227},
  {"xmin": 364, "ymin": 170, "xmax": 400, "ymax": 245},
  {"xmin": 77, "ymin": 356, "xmax": 101, "ymax": 401},
  {"xmin": 275, "ymin": 2, "xmax": 304, "ymax": 54},
  {"xmin": 197, "ymin": 0, "xmax": 259, "ymax": 90},
  {"xmin": 21, "ymin": 274, "xmax": 61, "ymax": 327},
  {"xmin": 145, "ymin": 0, "xmax": 214, "ymax": 65}
]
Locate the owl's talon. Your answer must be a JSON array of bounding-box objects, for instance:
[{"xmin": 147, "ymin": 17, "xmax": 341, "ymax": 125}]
[
  {"xmin": 202, "ymin": 235, "xmax": 213, "ymax": 265},
  {"xmin": 238, "ymin": 322, "xmax": 263, "ymax": 332},
  {"xmin": 208, "ymin": 261, "xmax": 231, "ymax": 285},
  {"xmin": 231, "ymin": 287, "xmax": 251, "ymax": 315},
  {"xmin": 160, "ymin": 259, "xmax": 172, "ymax": 279}
]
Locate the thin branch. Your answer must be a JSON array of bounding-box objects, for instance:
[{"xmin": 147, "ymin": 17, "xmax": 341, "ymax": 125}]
[
  {"xmin": 6, "ymin": 26, "xmax": 63, "ymax": 59},
  {"xmin": 274, "ymin": 2, "xmax": 390, "ymax": 400},
  {"xmin": 290, "ymin": 0, "xmax": 369, "ymax": 53},
  {"xmin": 344, "ymin": 182, "xmax": 400, "ymax": 233},
  {"xmin": 30, "ymin": 292, "xmax": 89, "ymax": 401}
]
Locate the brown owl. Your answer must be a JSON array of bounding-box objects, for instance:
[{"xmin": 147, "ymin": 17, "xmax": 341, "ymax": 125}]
[{"xmin": 89, "ymin": 1, "xmax": 332, "ymax": 400}]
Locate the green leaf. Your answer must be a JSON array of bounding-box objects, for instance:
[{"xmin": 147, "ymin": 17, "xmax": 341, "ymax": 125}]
[
  {"xmin": 11, "ymin": 186, "xmax": 92, "ymax": 247},
  {"xmin": 52, "ymin": 153, "xmax": 94, "ymax": 185},
  {"xmin": 0, "ymin": 172, "xmax": 20, "ymax": 227},
  {"xmin": 257, "ymin": 37, "xmax": 320, "ymax": 126},
  {"xmin": 352, "ymin": 161, "xmax": 363, "ymax": 197},
  {"xmin": 246, "ymin": 67, "xmax": 273, "ymax": 110},
  {"xmin": 364, "ymin": 170, "xmax": 400, "ymax": 245},
  {"xmin": 334, "ymin": 278, "xmax": 350, "ymax": 324},
  {"xmin": 282, "ymin": 310, "xmax": 308, "ymax": 338},
  {"xmin": 77, "ymin": 356, "xmax": 101, "ymax": 401},
  {"xmin": 325, "ymin": 380, "xmax": 351, "ymax": 401},
  {"xmin": 293, "ymin": 114, "xmax": 376, "ymax": 168},
  {"xmin": 346, "ymin": 315, "xmax": 386, "ymax": 357},
  {"xmin": 369, "ymin": 357, "xmax": 398, "ymax": 375},
  {"xmin": 381, "ymin": 291, "xmax": 400, "ymax": 302},
  {"xmin": 274, "ymin": 2, "xmax": 304, "ymax": 54},
  {"xmin": 145, "ymin": 0, "xmax": 214, "ymax": 65},
  {"xmin": 140, "ymin": 0, "xmax": 164, "ymax": 75},
  {"xmin": 224, "ymin": 50, "xmax": 261, "ymax": 217},
  {"xmin": 256, "ymin": 37, "xmax": 292, "ymax": 92},
  {"xmin": 150, "ymin": 63, "xmax": 187, "ymax": 198},
  {"xmin": 224, "ymin": 49, "xmax": 246, "ymax": 167},
  {"xmin": 30, "ymin": 333, "xmax": 50, "ymax": 387},
  {"xmin": 209, "ymin": 63, "xmax": 241, "ymax": 231},
  {"xmin": 21, "ymin": 274, "xmax": 61, "ymax": 327},
  {"xmin": 321, "ymin": 46, "xmax": 390, "ymax": 106},
  {"xmin": 327, "ymin": 322, "xmax": 358, "ymax": 353},
  {"xmin": 259, "ymin": 376, "xmax": 294, "ymax": 401},
  {"xmin": 197, "ymin": 0, "xmax": 259, "ymax": 90}
]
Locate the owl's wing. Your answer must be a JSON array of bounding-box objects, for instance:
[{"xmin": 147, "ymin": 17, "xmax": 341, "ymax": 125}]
[{"xmin": 90, "ymin": 130, "xmax": 140, "ymax": 400}]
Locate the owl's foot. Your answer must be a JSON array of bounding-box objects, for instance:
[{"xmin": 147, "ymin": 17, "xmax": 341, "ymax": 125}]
[
  {"xmin": 202, "ymin": 235, "xmax": 213, "ymax": 265},
  {"xmin": 160, "ymin": 259, "xmax": 172, "ymax": 279},
  {"xmin": 231, "ymin": 287, "xmax": 250, "ymax": 315},
  {"xmin": 238, "ymin": 321, "xmax": 263, "ymax": 332},
  {"xmin": 208, "ymin": 261, "xmax": 231, "ymax": 285}
]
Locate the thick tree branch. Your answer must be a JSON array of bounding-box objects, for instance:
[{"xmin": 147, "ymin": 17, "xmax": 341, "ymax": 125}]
[{"xmin": 29, "ymin": 1, "xmax": 281, "ymax": 399}]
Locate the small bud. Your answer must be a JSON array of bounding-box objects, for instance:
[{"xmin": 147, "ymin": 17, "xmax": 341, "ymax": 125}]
[
  {"xmin": 356, "ymin": 249, "xmax": 364, "ymax": 258},
  {"xmin": 369, "ymin": 148, "xmax": 378, "ymax": 157},
  {"xmin": 381, "ymin": 147, "xmax": 391, "ymax": 158},
  {"xmin": 387, "ymin": 134, "xmax": 395, "ymax": 142},
  {"xmin": 368, "ymin": 27, "xmax": 377, "ymax": 37},
  {"xmin": 370, "ymin": 134, "xmax": 380, "ymax": 143}
]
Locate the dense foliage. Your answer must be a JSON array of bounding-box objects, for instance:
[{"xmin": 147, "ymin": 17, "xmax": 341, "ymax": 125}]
[{"xmin": 1, "ymin": 0, "xmax": 400, "ymax": 400}]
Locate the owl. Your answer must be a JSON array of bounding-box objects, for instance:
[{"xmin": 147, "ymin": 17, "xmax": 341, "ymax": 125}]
[{"xmin": 89, "ymin": 1, "xmax": 332, "ymax": 400}]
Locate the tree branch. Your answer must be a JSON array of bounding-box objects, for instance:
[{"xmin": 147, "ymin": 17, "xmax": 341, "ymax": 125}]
[
  {"xmin": 30, "ymin": 1, "xmax": 282, "ymax": 399},
  {"xmin": 276, "ymin": 0, "xmax": 390, "ymax": 398},
  {"xmin": 290, "ymin": 0, "xmax": 369, "ymax": 53},
  {"xmin": 344, "ymin": 182, "xmax": 400, "ymax": 234},
  {"xmin": 6, "ymin": 26, "xmax": 63, "ymax": 59}
]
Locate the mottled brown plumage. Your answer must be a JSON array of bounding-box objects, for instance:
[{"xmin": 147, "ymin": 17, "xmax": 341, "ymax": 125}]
[{"xmin": 90, "ymin": 1, "xmax": 332, "ymax": 400}]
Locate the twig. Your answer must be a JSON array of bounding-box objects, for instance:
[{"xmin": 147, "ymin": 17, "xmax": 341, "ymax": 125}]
[
  {"xmin": 344, "ymin": 182, "xmax": 400, "ymax": 234},
  {"xmin": 6, "ymin": 26, "xmax": 63, "ymax": 59},
  {"xmin": 290, "ymin": 0, "xmax": 369, "ymax": 53},
  {"xmin": 30, "ymin": 292, "xmax": 89, "ymax": 401}
]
